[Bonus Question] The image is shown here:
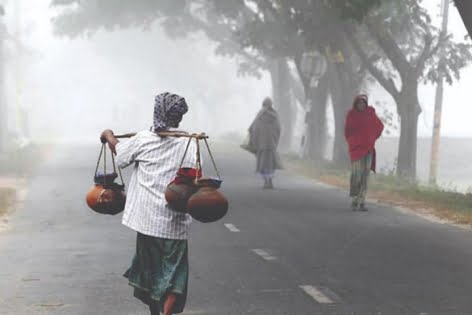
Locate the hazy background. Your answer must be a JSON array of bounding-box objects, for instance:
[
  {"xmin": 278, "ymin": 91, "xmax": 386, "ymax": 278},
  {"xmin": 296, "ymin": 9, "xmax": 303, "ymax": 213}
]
[{"xmin": 1, "ymin": 0, "xmax": 472, "ymax": 189}]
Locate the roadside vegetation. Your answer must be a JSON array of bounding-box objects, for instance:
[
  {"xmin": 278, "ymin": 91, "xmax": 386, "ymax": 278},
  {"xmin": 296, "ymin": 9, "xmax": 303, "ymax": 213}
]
[
  {"xmin": 0, "ymin": 188, "xmax": 15, "ymax": 217},
  {"xmin": 285, "ymin": 155, "xmax": 472, "ymax": 227},
  {"xmin": 0, "ymin": 143, "xmax": 50, "ymax": 217}
]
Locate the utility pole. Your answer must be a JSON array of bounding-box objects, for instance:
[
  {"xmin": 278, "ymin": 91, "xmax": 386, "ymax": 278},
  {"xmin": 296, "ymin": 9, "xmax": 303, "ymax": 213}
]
[{"xmin": 429, "ymin": 0, "xmax": 450, "ymax": 185}]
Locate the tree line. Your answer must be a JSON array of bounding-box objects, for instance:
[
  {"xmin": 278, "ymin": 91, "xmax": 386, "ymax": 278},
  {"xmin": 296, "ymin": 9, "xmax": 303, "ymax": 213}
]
[{"xmin": 51, "ymin": 0, "xmax": 472, "ymax": 180}]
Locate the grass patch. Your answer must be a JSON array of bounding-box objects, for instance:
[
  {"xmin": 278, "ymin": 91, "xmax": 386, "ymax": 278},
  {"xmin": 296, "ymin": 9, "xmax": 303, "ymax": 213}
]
[{"xmin": 284, "ymin": 155, "xmax": 472, "ymax": 227}]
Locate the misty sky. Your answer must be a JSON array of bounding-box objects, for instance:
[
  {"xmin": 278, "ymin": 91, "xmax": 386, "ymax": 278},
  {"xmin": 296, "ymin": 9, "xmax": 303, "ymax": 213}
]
[{"xmin": 3, "ymin": 0, "xmax": 472, "ymax": 143}]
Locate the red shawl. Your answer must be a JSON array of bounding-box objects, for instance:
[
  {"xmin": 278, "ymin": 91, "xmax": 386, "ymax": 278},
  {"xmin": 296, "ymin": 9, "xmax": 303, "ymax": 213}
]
[{"xmin": 344, "ymin": 95, "xmax": 384, "ymax": 172}]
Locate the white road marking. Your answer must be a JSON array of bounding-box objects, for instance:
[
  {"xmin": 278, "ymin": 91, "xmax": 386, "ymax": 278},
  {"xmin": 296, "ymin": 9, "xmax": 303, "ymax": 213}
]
[
  {"xmin": 299, "ymin": 285, "xmax": 335, "ymax": 304},
  {"xmin": 224, "ymin": 223, "xmax": 240, "ymax": 232},
  {"xmin": 251, "ymin": 249, "xmax": 277, "ymax": 261}
]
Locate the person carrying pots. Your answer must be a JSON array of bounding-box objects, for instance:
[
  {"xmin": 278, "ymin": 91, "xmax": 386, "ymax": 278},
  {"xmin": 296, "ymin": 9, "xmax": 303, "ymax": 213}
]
[
  {"xmin": 344, "ymin": 94, "xmax": 384, "ymax": 211},
  {"xmin": 100, "ymin": 92, "xmax": 197, "ymax": 315}
]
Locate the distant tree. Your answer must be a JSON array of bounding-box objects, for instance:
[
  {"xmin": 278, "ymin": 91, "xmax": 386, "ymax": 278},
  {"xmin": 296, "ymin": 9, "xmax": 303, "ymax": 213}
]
[
  {"xmin": 51, "ymin": 0, "xmax": 308, "ymax": 150},
  {"xmin": 209, "ymin": 0, "xmax": 384, "ymax": 160},
  {"xmin": 344, "ymin": 0, "xmax": 472, "ymax": 179},
  {"xmin": 51, "ymin": 0, "xmax": 385, "ymax": 158}
]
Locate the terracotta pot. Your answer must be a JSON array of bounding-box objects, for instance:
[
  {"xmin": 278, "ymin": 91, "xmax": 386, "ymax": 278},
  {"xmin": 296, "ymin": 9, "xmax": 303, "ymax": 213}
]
[
  {"xmin": 165, "ymin": 183, "xmax": 197, "ymax": 213},
  {"xmin": 86, "ymin": 184, "xmax": 126, "ymax": 215},
  {"xmin": 188, "ymin": 187, "xmax": 228, "ymax": 223}
]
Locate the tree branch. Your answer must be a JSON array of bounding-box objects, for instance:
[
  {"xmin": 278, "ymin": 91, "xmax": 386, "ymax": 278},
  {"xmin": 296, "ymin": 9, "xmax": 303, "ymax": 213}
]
[
  {"xmin": 414, "ymin": 34, "xmax": 435, "ymax": 76},
  {"xmin": 365, "ymin": 19, "xmax": 412, "ymax": 76},
  {"xmin": 344, "ymin": 25, "xmax": 400, "ymax": 99},
  {"xmin": 186, "ymin": 14, "xmax": 268, "ymax": 70}
]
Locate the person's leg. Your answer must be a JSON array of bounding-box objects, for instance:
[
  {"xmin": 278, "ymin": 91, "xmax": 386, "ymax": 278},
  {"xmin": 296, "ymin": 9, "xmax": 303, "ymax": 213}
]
[
  {"xmin": 352, "ymin": 196, "xmax": 360, "ymax": 210},
  {"xmin": 266, "ymin": 171, "xmax": 274, "ymax": 189},
  {"xmin": 358, "ymin": 153, "xmax": 373, "ymax": 211},
  {"xmin": 163, "ymin": 293, "xmax": 177, "ymax": 315},
  {"xmin": 159, "ymin": 240, "xmax": 189, "ymax": 315},
  {"xmin": 350, "ymin": 160, "xmax": 362, "ymax": 210},
  {"xmin": 261, "ymin": 171, "xmax": 271, "ymax": 189}
]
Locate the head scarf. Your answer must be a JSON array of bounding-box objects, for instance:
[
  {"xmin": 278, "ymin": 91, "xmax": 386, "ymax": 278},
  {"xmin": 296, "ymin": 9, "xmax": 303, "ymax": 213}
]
[
  {"xmin": 352, "ymin": 94, "xmax": 368, "ymax": 109},
  {"xmin": 262, "ymin": 97, "xmax": 273, "ymax": 108},
  {"xmin": 153, "ymin": 92, "xmax": 188, "ymax": 131}
]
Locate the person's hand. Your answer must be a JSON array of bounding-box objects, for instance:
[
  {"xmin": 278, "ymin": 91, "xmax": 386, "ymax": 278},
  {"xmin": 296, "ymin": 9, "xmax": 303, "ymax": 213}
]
[{"xmin": 100, "ymin": 129, "xmax": 114, "ymax": 144}]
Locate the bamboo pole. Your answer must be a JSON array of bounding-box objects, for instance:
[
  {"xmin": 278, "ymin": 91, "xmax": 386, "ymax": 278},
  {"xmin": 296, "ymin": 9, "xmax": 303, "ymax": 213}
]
[{"xmin": 115, "ymin": 132, "xmax": 209, "ymax": 140}]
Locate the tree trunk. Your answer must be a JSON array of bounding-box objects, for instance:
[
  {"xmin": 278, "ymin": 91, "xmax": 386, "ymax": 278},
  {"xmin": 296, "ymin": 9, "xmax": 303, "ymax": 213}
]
[
  {"xmin": 305, "ymin": 75, "xmax": 329, "ymax": 160},
  {"xmin": 270, "ymin": 58, "xmax": 293, "ymax": 152},
  {"xmin": 331, "ymin": 99, "xmax": 350, "ymax": 168},
  {"xmin": 396, "ymin": 84, "xmax": 421, "ymax": 180},
  {"xmin": 329, "ymin": 62, "xmax": 356, "ymax": 168}
]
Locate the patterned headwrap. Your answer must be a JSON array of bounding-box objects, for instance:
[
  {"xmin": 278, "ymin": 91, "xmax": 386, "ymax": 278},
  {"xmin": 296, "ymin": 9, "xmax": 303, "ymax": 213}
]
[{"xmin": 153, "ymin": 92, "xmax": 188, "ymax": 131}]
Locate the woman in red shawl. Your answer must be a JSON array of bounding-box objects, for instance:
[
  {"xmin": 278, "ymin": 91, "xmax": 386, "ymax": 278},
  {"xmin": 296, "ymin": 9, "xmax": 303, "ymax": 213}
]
[{"xmin": 344, "ymin": 95, "xmax": 384, "ymax": 211}]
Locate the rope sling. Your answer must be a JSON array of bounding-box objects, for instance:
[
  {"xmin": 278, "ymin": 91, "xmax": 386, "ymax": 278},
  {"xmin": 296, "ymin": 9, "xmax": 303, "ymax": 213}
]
[
  {"xmin": 86, "ymin": 144, "xmax": 126, "ymax": 215},
  {"xmin": 178, "ymin": 134, "xmax": 222, "ymax": 184},
  {"xmin": 87, "ymin": 131, "xmax": 228, "ymax": 222},
  {"xmin": 94, "ymin": 143, "xmax": 126, "ymax": 188}
]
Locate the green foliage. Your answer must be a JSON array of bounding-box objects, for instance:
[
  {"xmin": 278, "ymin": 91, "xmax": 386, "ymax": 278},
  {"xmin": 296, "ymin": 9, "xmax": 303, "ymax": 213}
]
[
  {"xmin": 327, "ymin": 0, "xmax": 386, "ymax": 21},
  {"xmin": 357, "ymin": 0, "xmax": 472, "ymax": 86},
  {"xmin": 374, "ymin": 101, "xmax": 398, "ymax": 136},
  {"xmin": 424, "ymin": 40, "xmax": 472, "ymax": 85},
  {"xmin": 50, "ymin": 0, "xmax": 386, "ymax": 74},
  {"xmin": 52, "ymin": 0, "xmax": 186, "ymax": 37},
  {"xmin": 51, "ymin": 0, "xmax": 269, "ymax": 76},
  {"xmin": 371, "ymin": 173, "xmax": 472, "ymax": 215}
]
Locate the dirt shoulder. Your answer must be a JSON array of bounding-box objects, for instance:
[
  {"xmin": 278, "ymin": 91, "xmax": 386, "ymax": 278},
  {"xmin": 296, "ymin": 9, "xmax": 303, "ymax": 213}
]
[
  {"xmin": 284, "ymin": 156, "xmax": 472, "ymax": 230},
  {"xmin": 0, "ymin": 180, "xmax": 22, "ymax": 232},
  {"xmin": 0, "ymin": 186, "xmax": 16, "ymax": 217},
  {"xmin": 0, "ymin": 144, "xmax": 52, "ymax": 230}
]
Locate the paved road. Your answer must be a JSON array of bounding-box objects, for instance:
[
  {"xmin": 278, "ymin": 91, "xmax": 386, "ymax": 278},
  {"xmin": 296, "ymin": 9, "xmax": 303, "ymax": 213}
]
[{"xmin": 0, "ymin": 144, "xmax": 471, "ymax": 315}]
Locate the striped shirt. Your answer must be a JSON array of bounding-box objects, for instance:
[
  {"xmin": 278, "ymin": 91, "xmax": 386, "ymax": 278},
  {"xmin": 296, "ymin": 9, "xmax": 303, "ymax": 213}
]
[{"xmin": 115, "ymin": 130, "xmax": 197, "ymax": 239}]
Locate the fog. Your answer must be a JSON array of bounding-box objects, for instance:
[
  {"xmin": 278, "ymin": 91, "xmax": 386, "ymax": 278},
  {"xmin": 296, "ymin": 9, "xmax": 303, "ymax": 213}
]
[
  {"xmin": 2, "ymin": 3, "xmax": 472, "ymax": 313},
  {"xmin": 4, "ymin": 0, "xmax": 472, "ymax": 138},
  {"xmin": 22, "ymin": 28, "xmax": 271, "ymax": 142},
  {"xmin": 1, "ymin": 0, "xmax": 271, "ymax": 143},
  {"xmin": 2, "ymin": 0, "xmax": 472, "ymax": 189}
]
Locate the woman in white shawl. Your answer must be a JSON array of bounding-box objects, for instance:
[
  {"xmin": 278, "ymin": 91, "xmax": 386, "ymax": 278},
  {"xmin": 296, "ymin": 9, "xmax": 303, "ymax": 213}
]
[{"xmin": 248, "ymin": 97, "xmax": 283, "ymax": 189}]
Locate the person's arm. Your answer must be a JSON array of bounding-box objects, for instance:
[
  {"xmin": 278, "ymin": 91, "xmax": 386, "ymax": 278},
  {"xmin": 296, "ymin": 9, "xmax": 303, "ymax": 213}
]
[{"xmin": 100, "ymin": 129, "xmax": 119, "ymax": 154}]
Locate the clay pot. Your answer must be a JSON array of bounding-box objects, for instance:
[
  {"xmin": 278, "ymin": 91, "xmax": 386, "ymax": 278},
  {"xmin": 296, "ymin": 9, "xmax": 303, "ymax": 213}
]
[
  {"xmin": 165, "ymin": 168, "xmax": 201, "ymax": 213},
  {"xmin": 188, "ymin": 186, "xmax": 228, "ymax": 223},
  {"xmin": 86, "ymin": 183, "xmax": 126, "ymax": 215},
  {"xmin": 165, "ymin": 183, "xmax": 197, "ymax": 213}
]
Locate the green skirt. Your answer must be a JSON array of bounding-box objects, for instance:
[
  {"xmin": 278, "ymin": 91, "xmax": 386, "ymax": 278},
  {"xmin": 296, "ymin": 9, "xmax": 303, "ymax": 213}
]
[{"xmin": 124, "ymin": 233, "xmax": 189, "ymax": 314}]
